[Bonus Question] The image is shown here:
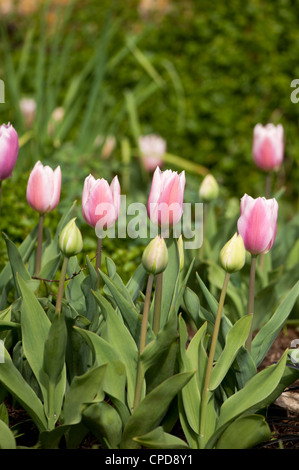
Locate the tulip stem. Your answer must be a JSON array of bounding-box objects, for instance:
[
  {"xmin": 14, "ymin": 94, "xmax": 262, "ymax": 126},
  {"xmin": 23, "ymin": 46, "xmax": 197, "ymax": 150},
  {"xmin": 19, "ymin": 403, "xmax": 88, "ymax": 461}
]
[
  {"xmin": 96, "ymin": 237, "xmax": 102, "ymax": 289},
  {"xmin": 55, "ymin": 257, "xmax": 69, "ymax": 314},
  {"xmin": 153, "ymin": 272, "xmax": 163, "ymax": 335},
  {"xmin": 133, "ymin": 273, "xmax": 154, "ymax": 411},
  {"xmin": 199, "ymin": 271, "xmax": 230, "ymax": 448},
  {"xmin": 245, "ymin": 255, "xmax": 257, "ymax": 353},
  {"xmin": 35, "ymin": 214, "xmax": 44, "ymax": 276},
  {"xmin": 0, "ymin": 181, "xmax": 2, "ymax": 212}
]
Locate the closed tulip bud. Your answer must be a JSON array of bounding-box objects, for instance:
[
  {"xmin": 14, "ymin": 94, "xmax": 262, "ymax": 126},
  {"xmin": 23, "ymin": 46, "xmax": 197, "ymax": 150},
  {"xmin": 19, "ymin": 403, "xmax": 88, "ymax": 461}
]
[
  {"xmin": 139, "ymin": 134, "xmax": 166, "ymax": 172},
  {"xmin": 26, "ymin": 161, "xmax": 61, "ymax": 214},
  {"xmin": 199, "ymin": 174, "xmax": 219, "ymax": 202},
  {"xmin": 142, "ymin": 236, "xmax": 168, "ymax": 275},
  {"xmin": 253, "ymin": 123, "xmax": 284, "ymax": 171},
  {"xmin": 177, "ymin": 235, "xmax": 184, "ymax": 271},
  {"xmin": 59, "ymin": 218, "xmax": 83, "ymax": 258},
  {"xmin": 237, "ymin": 194, "xmax": 278, "ymax": 256},
  {"xmin": 219, "ymin": 233, "xmax": 246, "ymax": 273},
  {"xmin": 0, "ymin": 123, "xmax": 19, "ymax": 181},
  {"xmin": 147, "ymin": 167, "xmax": 185, "ymax": 227}
]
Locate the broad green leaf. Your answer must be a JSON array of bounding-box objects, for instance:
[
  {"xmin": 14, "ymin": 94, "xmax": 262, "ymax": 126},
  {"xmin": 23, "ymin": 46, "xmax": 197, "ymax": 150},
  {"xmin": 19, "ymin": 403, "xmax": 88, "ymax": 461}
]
[
  {"xmin": 216, "ymin": 414, "xmax": 271, "ymax": 449},
  {"xmin": 39, "ymin": 424, "xmax": 70, "ymax": 449},
  {"xmin": 0, "ymin": 225, "xmax": 38, "ymax": 308},
  {"xmin": 178, "ymin": 315, "xmax": 206, "ymax": 435},
  {"xmin": 210, "ymin": 315, "xmax": 252, "ymax": 390},
  {"xmin": 133, "ymin": 426, "xmax": 189, "ymax": 449},
  {"xmin": 65, "ymin": 256, "xmax": 86, "ymax": 315},
  {"xmin": 43, "ymin": 312, "xmax": 67, "ymax": 385},
  {"xmin": 0, "ymin": 419, "xmax": 16, "ymax": 449},
  {"xmin": 126, "ymin": 264, "xmax": 147, "ymax": 302},
  {"xmin": 0, "ymin": 402, "xmax": 9, "ymax": 425},
  {"xmin": 93, "ymin": 290, "xmax": 138, "ymax": 411},
  {"xmin": 0, "ymin": 347, "xmax": 47, "ymax": 431},
  {"xmin": 143, "ymin": 308, "xmax": 179, "ymax": 393},
  {"xmin": 99, "ymin": 269, "xmax": 154, "ymax": 345},
  {"xmin": 183, "ymin": 287, "xmax": 202, "ymax": 328},
  {"xmin": 82, "ymin": 401, "xmax": 123, "ymax": 449},
  {"xmin": 206, "ymin": 351, "xmax": 288, "ymax": 449},
  {"xmin": 62, "ymin": 364, "xmax": 107, "ymax": 425},
  {"xmin": 196, "ymin": 273, "xmax": 232, "ymax": 340},
  {"xmin": 120, "ymin": 371, "xmax": 195, "ymax": 449},
  {"xmin": 73, "ymin": 327, "xmax": 127, "ymax": 403},
  {"xmin": 18, "ymin": 275, "xmax": 51, "ymax": 403},
  {"xmin": 4, "ymin": 234, "xmax": 39, "ymax": 295},
  {"xmin": 252, "ymin": 280, "xmax": 299, "ymax": 366}
]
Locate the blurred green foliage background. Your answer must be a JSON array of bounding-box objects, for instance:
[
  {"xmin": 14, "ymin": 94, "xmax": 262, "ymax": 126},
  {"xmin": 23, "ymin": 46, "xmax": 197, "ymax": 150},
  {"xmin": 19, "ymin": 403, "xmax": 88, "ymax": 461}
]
[{"xmin": 0, "ymin": 0, "xmax": 299, "ymax": 276}]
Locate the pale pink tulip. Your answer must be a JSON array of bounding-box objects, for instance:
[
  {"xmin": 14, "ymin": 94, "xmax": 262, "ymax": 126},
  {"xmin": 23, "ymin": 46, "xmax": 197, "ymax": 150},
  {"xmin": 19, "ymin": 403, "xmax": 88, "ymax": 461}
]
[
  {"xmin": 0, "ymin": 123, "xmax": 19, "ymax": 181},
  {"xmin": 82, "ymin": 174, "xmax": 121, "ymax": 230},
  {"xmin": 26, "ymin": 161, "xmax": 61, "ymax": 214},
  {"xmin": 139, "ymin": 134, "xmax": 166, "ymax": 172},
  {"xmin": 237, "ymin": 194, "xmax": 278, "ymax": 255},
  {"xmin": 252, "ymin": 123, "xmax": 284, "ymax": 171},
  {"xmin": 147, "ymin": 167, "xmax": 185, "ymax": 227}
]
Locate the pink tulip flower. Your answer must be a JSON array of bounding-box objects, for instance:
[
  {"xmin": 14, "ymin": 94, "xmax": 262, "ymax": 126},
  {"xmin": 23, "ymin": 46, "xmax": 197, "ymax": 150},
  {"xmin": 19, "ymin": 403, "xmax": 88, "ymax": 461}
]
[
  {"xmin": 147, "ymin": 167, "xmax": 185, "ymax": 227},
  {"xmin": 0, "ymin": 123, "xmax": 19, "ymax": 181},
  {"xmin": 237, "ymin": 194, "xmax": 278, "ymax": 255},
  {"xmin": 82, "ymin": 174, "xmax": 121, "ymax": 230},
  {"xmin": 139, "ymin": 134, "xmax": 166, "ymax": 172},
  {"xmin": 252, "ymin": 123, "xmax": 284, "ymax": 171},
  {"xmin": 26, "ymin": 161, "xmax": 61, "ymax": 214}
]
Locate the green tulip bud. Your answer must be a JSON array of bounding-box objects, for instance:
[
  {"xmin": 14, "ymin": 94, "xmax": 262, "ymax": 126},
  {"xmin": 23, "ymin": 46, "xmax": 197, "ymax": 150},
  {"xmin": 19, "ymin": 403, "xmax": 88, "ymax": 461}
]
[
  {"xmin": 177, "ymin": 235, "xmax": 184, "ymax": 271},
  {"xmin": 219, "ymin": 233, "xmax": 245, "ymax": 273},
  {"xmin": 199, "ymin": 174, "xmax": 219, "ymax": 202},
  {"xmin": 142, "ymin": 236, "xmax": 168, "ymax": 275},
  {"xmin": 59, "ymin": 218, "xmax": 83, "ymax": 258}
]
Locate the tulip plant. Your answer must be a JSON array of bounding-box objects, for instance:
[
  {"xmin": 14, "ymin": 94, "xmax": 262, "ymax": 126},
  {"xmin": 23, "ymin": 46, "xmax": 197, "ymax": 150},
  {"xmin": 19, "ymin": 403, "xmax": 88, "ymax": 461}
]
[{"xmin": 0, "ymin": 122, "xmax": 299, "ymax": 450}]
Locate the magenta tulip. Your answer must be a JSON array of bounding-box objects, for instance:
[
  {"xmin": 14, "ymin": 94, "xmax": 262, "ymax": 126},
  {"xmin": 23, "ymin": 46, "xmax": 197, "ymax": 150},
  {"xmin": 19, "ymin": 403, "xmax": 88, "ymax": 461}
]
[
  {"xmin": 26, "ymin": 161, "xmax": 61, "ymax": 214},
  {"xmin": 0, "ymin": 123, "xmax": 19, "ymax": 181},
  {"xmin": 82, "ymin": 174, "xmax": 121, "ymax": 230},
  {"xmin": 237, "ymin": 194, "xmax": 278, "ymax": 256},
  {"xmin": 252, "ymin": 123, "xmax": 284, "ymax": 171},
  {"xmin": 139, "ymin": 134, "xmax": 166, "ymax": 172},
  {"xmin": 147, "ymin": 167, "xmax": 185, "ymax": 227}
]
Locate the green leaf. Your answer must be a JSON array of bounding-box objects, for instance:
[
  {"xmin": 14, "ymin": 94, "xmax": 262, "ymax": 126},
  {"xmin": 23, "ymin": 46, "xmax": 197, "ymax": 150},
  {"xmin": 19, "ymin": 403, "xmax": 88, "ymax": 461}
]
[
  {"xmin": 206, "ymin": 351, "xmax": 288, "ymax": 449},
  {"xmin": 252, "ymin": 281, "xmax": 299, "ymax": 366},
  {"xmin": 82, "ymin": 401, "xmax": 123, "ymax": 449},
  {"xmin": 43, "ymin": 312, "xmax": 67, "ymax": 385},
  {"xmin": 62, "ymin": 364, "xmax": 107, "ymax": 425},
  {"xmin": 178, "ymin": 316, "xmax": 206, "ymax": 436},
  {"xmin": 73, "ymin": 327, "xmax": 127, "ymax": 404},
  {"xmin": 17, "ymin": 274, "xmax": 51, "ymax": 403},
  {"xmin": 134, "ymin": 426, "xmax": 189, "ymax": 449},
  {"xmin": 210, "ymin": 315, "xmax": 252, "ymax": 391},
  {"xmin": 4, "ymin": 234, "xmax": 39, "ymax": 295},
  {"xmin": 0, "ymin": 347, "xmax": 47, "ymax": 431},
  {"xmin": 120, "ymin": 371, "xmax": 195, "ymax": 449},
  {"xmin": 126, "ymin": 264, "xmax": 147, "ymax": 302},
  {"xmin": 0, "ymin": 419, "xmax": 16, "ymax": 449},
  {"xmin": 99, "ymin": 269, "xmax": 154, "ymax": 345},
  {"xmin": 93, "ymin": 290, "xmax": 138, "ymax": 411},
  {"xmin": 39, "ymin": 424, "xmax": 70, "ymax": 449},
  {"xmin": 216, "ymin": 414, "xmax": 271, "ymax": 449}
]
